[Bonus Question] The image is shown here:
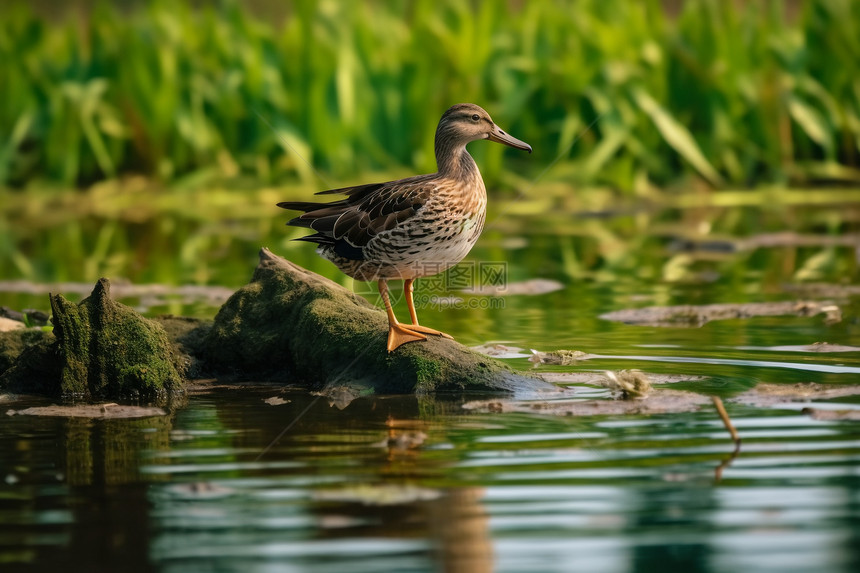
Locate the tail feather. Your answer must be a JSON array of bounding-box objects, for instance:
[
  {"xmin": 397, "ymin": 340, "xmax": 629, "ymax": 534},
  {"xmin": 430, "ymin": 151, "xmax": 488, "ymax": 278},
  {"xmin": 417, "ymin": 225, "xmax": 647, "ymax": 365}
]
[
  {"xmin": 277, "ymin": 200, "xmax": 328, "ymax": 212},
  {"xmin": 293, "ymin": 233, "xmax": 335, "ymax": 246},
  {"xmin": 314, "ymin": 182, "xmax": 385, "ymax": 197},
  {"xmin": 286, "ymin": 216, "xmax": 313, "ymax": 229}
]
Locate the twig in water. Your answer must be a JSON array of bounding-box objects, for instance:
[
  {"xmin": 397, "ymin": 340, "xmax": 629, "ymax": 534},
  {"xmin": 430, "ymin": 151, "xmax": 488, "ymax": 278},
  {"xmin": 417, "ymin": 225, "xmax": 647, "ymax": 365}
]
[{"xmin": 712, "ymin": 396, "xmax": 741, "ymax": 483}]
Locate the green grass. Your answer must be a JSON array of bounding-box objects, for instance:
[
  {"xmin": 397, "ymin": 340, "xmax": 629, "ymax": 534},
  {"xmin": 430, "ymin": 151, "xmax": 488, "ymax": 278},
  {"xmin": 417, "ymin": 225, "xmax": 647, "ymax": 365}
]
[{"xmin": 1, "ymin": 0, "xmax": 859, "ymax": 190}]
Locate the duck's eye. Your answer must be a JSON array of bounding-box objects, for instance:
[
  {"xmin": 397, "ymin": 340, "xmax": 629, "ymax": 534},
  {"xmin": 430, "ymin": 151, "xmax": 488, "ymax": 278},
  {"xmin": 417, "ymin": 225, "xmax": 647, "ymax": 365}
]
[{"xmin": 471, "ymin": 114, "xmax": 480, "ymax": 122}]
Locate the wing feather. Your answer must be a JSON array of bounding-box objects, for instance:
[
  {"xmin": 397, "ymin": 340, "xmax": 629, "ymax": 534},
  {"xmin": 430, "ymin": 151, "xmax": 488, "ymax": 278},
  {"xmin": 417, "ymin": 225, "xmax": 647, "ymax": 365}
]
[{"xmin": 278, "ymin": 174, "xmax": 435, "ymax": 263}]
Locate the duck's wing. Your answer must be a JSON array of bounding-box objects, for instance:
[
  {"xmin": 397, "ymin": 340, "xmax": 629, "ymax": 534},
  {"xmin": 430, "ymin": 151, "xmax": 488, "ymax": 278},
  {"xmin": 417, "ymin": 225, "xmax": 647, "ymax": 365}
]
[{"xmin": 277, "ymin": 175, "xmax": 435, "ymax": 260}]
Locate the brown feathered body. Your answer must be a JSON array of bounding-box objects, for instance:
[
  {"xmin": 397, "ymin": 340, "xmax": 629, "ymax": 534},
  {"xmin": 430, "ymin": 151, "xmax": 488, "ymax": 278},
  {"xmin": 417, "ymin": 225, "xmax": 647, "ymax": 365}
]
[
  {"xmin": 279, "ymin": 104, "xmax": 506, "ymax": 282},
  {"xmin": 314, "ymin": 170, "xmax": 486, "ymax": 281}
]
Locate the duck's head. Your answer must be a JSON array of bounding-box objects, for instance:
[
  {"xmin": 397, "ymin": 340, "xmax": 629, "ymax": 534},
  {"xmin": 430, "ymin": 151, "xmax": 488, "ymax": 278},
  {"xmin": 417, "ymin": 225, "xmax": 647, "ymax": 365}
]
[{"xmin": 436, "ymin": 103, "xmax": 532, "ymax": 154}]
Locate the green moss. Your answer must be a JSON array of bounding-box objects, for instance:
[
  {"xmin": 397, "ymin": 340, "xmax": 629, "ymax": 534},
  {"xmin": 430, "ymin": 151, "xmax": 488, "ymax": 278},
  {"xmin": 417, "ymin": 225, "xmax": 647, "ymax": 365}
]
[
  {"xmin": 204, "ymin": 249, "xmax": 546, "ymax": 394},
  {"xmin": 1, "ymin": 278, "xmax": 183, "ymax": 400},
  {"xmin": 61, "ymin": 279, "xmax": 182, "ymax": 399},
  {"xmin": 0, "ymin": 329, "xmax": 53, "ymax": 375},
  {"xmin": 411, "ymin": 356, "xmax": 443, "ymax": 392},
  {"xmin": 154, "ymin": 315, "xmax": 211, "ymax": 379},
  {"xmin": 3, "ymin": 253, "xmax": 547, "ymax": 398},
  {"xmin": 0, "ymin": 333, "xmax": 61, "ymax": 395},
  {"xmin": 50, "ymin": 295, "xmax": 91, "ymax": 396}
]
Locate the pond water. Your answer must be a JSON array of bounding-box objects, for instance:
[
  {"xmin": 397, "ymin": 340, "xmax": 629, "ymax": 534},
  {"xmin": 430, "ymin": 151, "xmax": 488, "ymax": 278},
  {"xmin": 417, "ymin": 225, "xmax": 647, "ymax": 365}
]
[{"xmin": 1, "ymin": 185, "xmax": 859, "ymax": 571}]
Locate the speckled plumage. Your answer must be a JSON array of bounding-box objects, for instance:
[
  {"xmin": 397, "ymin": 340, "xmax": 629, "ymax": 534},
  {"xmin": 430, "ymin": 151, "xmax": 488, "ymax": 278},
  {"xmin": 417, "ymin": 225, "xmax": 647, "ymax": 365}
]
[
  {"xmin": 278, "ymin": 103, "xmax": 531, "ymax": 351},
  {"xmin": 320, "ymin": 168, "xmax": 486, "ymax": 281}
]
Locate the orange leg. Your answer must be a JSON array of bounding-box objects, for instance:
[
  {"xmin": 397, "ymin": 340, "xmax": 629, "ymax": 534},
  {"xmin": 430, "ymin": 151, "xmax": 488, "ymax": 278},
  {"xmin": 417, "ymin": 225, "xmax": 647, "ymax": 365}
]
[
  {"xmin": 379, "ymin": 279, "xmax": 426, "ymax": 352},
  {"xmin": 405, "ymin": 278, "xmax": 420, "ymax": 325},
  {"xmin": 403, "ymin": 278, "xmax": 454, "ymax": 339}
]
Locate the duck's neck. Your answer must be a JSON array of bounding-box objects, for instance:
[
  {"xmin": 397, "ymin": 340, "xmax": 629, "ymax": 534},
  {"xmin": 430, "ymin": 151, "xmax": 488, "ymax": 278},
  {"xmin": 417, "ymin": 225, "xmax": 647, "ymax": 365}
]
[{"xmin": 435, "ymin": 136, "xmax": 480, "ymax": 181}]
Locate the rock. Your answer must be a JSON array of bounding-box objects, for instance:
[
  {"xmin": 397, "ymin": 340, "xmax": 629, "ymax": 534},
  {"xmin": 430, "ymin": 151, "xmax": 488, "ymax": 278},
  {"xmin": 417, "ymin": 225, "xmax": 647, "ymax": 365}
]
[
  {"xmin": 0, "ymin": 317, "xmax": 25, "ymax": 332},
  {"xmin": 1, "ymin": 252, "xmax": 550, "ymax": 398},
  {"xmin": 0, "ymin": 279, "xmax": 182, "ymax": 400},
  {"xmin": 528, "ymin": 349, "xmax": 592, "ymax": 365},
  {"xmin": 0, "ymin": 328, "xmax": 54, "ymax": 375},
  {"xmin": 22, "ymin": 309, "xmax": 50, "ymax": 325},
  {"xmin": 463, "ymin": 388, "xmax": 710, "ymax": 416},
  {"xmin": 600, "ymin": 300, "xmax": 840, "ymax": 327},
  {"xmin": 204, "ymin": 248, "xmax": 549, "ymax": 394},
  {"xmin": 731, "ymin": 382, "xmax": 860, "ymax": 407},
  {"xmin": 6, "ymin": 404, "xmax": 166, "ymax": 419},
  {"xmin": 0, "ymin": 330, "xmax": 60, "ymax": 395},
  {"xmin": 470, "ymin": 344, "xmax": 528, "ymax": 358},
  {"xmin": 154, "ymin": 315, "xmax": 211, "ymax": 379},
  {"xmin": 0, "ymin": 307, "xmax": 26, "ymax": 322},
  {"xmin": 801, "ymin": 408, "xmax": 860, "ymax": 421},
  {"xmin": 0, "ymin": 307, "xmax": 50, "ymax": 327}
]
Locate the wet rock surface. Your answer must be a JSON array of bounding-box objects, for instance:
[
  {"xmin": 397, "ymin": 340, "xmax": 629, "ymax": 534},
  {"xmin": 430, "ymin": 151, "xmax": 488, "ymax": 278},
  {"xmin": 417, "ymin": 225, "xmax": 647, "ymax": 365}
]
[
  {"xmin": 6, "ymin": 403, "xmax": 167, "ymax": 419},
  {"xmin": 600, "ymin": 300, "xmax": 841, "ymax": 327},
  {"xmin": 203, "ymin": 248, "xmax": 549, "ymax": 394},
  {"xmin": 1, "ymin": 250, "xmax": 550, "ymax": 399}
]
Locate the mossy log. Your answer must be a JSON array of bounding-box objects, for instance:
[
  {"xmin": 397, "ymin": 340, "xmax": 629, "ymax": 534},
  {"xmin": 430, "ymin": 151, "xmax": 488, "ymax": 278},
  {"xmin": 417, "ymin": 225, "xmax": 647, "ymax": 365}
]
[
  {"xmin": 1, "ymin": 279, "xmax": 181, "ymax": 400},
  {"xmin": 203, "ymin": 248, "xmax": 547, "ymax": 394},
  {"xmin": 1, "ymin": 250, "xmax": 549, "ymax": 399}
]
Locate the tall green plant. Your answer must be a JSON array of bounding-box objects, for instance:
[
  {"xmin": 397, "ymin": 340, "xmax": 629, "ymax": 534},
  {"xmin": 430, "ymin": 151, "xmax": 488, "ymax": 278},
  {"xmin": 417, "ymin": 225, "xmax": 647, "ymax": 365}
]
[{"xmin": 0, "ymin": 0, "xmax": 857, "ymax": 189}]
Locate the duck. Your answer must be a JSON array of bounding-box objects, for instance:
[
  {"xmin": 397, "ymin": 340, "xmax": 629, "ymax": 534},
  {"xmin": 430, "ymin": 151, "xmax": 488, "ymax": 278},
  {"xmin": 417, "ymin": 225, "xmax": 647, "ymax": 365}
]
[{"xmin": 278, "ymin": 103, "xmax": 531, "ymax": 352}]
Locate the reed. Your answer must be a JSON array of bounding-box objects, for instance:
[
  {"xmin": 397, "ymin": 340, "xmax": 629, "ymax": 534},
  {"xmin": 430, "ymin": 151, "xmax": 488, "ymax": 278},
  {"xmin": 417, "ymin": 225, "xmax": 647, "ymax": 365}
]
[{"xmin": 1, "ymin": 0, "xmax": 858, "ymax": 190}]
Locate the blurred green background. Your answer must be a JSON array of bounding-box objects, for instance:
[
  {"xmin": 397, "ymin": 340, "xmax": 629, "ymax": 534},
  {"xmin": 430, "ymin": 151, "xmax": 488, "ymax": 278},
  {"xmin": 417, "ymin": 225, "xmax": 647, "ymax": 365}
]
[
  {"xmin": 2, "ymin": 0, "xmax": 859, "ymax": 190},
  {"xmin": 3, "ymin": 6, "xmax": 860, "ymax": 570},
  {"xmin": 1, "ymin": 0, "xmax": 858, "ymax": 320}
]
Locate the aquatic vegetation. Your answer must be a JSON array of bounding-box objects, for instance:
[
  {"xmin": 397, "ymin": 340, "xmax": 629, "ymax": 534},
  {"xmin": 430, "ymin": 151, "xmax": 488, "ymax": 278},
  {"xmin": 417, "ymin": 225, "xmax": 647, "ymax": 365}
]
[{"xmin": 1, "ymin": 0, "xmax": 858, "ymax": 189}]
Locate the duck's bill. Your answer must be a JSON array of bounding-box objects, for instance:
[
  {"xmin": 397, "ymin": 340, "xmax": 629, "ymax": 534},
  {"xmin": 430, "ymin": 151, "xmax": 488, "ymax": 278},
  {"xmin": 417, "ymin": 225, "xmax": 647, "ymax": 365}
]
[{"xmin": 487, "ymin": 126, "xmax": 532, "ymax": 153}]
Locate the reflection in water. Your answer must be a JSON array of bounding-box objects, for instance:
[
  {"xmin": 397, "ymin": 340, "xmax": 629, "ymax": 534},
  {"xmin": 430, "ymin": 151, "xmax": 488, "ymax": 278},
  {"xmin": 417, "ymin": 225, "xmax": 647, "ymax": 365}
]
[
  {"xmin": 711, "ymin": 396, "xmax": 741, "ymax": 483},
  {"xmin": 0, "ymin": 407, "xmax": 173, "ymax": 570},
  {"xmin": 428, "ymin": 488, "xmax": 493, "ymax": 573},
  {"xmin": 713, "ymin": 443, "xmax": 741, "ymax": 484},
  {"xmin": 1, "ymin": 379, "xmax": 859, "ymax": 571},
  {"xmin": 2, "ymin": 142, "xmax": 858, "ymax": 572},
  {"xmin": 62, "ymin": 416, "xmax": 172, "ymax": 486},
  {"xmin": 629, "ymin": 486, "xmax": 715, "ymax": 573}
]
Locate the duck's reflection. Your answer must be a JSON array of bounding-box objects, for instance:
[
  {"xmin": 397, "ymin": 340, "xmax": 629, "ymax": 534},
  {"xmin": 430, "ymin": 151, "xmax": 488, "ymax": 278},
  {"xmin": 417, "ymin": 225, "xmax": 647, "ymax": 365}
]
[{"xmin": 427, "ymin": 487, "xmax": 493, "ymax": 573}]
